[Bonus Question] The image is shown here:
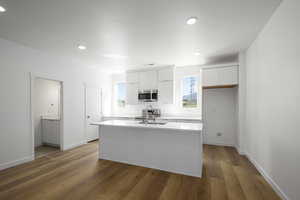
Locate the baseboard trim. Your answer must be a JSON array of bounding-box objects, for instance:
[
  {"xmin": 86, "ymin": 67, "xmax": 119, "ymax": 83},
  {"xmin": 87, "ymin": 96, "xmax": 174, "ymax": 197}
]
[
  {"xmin": 235, "ymin": 146, "xmax": 246, "ymax": 155},
  {"xmin": 245, "ymin": 152, "xmax": 290, "ymax": 200},
  {"xmin": 0, "ymin": 155, "xmax": 34, "ymax": 171},
  {"xmin": 63, "ymin": 140, "xmax": 87, "ymax": 151},
  {"xmin": 204, "ymin": 142, "xmax": 235, "ymax": 147}
]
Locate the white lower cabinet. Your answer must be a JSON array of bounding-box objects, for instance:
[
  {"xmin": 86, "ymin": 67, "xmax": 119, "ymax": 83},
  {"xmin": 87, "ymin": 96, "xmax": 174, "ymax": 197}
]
[
  {"xmin": 158, "ymin": 81, "xmax": 174, "ymax": 104},
  {"xmin": 42, "ymin": 119, "xmax": 60, "ymax": 146}
]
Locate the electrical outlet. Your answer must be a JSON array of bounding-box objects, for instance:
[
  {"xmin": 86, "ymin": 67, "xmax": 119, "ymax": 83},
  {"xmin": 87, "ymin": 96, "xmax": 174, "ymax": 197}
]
[{"xmin": 217, "ymin": 132, "xmax": 222, "ymax": 137}]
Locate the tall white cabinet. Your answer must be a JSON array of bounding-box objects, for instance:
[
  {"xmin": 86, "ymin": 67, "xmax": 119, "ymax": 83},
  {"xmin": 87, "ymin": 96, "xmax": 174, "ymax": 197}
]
[
  {"xmin": 158, "ymin": 67, "xmax": 174, "ymax": 104},
  {"xmin": 126, "ymin": 72, "xmax": 140, "ymax": 105},
  {"xmin": 126, "ymin": 83, "xmax": 139, "ymax": 105}
]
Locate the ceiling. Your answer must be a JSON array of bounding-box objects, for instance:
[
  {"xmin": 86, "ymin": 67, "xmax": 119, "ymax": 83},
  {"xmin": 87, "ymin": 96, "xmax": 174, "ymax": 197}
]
[{"xmin": 0, "ymin": 0, "xmax": 281, "ymax": 71}]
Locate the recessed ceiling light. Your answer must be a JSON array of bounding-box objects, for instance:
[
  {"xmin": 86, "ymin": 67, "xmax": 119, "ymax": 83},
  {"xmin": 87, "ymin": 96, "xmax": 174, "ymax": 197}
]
[
  {"xmin": 77, "ymin": 45, "xmax": 87, "ymax": 50},
  {"xmin": 186, "ymin": 17, "xmax": 197, "ymax": 25},
  {"xmin": 0, "ymin": 5, "xmax": 6, "ymax": 12}
]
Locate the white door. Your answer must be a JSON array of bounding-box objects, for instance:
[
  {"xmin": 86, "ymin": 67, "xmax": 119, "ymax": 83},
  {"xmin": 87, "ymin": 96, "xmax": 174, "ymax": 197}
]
[{"xmin": 85, "ymin": 87, "xmax": 102, "ymax": 142}]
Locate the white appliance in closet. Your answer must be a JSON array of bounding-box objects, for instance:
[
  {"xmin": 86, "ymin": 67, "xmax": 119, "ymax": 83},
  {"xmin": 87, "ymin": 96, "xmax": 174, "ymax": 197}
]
[{"xmin": 42, "ymin": 116, "xmax": 60, "ymax": 147}]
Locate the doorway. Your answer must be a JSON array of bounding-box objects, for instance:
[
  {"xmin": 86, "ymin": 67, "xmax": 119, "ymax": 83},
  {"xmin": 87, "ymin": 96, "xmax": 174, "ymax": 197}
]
[
  {"xmin": 31, "ymin": 76, "xmax": 63, "ymax": 158},
  {"xmin": 85, "ymin": 86, "xmax": 102, "ymax": 142}
]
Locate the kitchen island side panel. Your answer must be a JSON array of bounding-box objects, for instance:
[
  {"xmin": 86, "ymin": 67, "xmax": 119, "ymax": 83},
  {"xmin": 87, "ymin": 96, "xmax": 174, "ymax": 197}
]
[{"xmin": 98, "ymin": 125, "xmax": 202, "ymax": 177}]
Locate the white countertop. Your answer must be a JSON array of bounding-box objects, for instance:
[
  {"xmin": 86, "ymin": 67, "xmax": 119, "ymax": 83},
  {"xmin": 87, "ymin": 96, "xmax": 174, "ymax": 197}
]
[
  {"xmin": 157, "ymin": 116, "xmax": 202, "ymax": 121},
  {"xmin": 103, "ymin": 115, "xmax": 202, "ymax": 121},
  {"xmin": 91, "ymin": 120, "xmax": 203, "ymax": 132}
]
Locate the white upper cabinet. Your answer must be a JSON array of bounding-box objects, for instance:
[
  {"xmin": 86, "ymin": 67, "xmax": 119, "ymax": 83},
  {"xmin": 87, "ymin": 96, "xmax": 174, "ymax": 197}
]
[
  {"xmin": 125, "ymin": 66, "xmax": 174, "ymax": 104},
  {"xmin": 126, "ymin": 72, "xmax": 139, "ymax": 83},
  {"xmin": 158, "ymin": 68, "xmax": 174, "ymax": 81},
  {"xmin": 158, "ymin": 81, "xmax": 174, "ymax": 104},
  {"xmin": 202, "ymin": 66, "xmax": 238, "ymax": 87},
  {"xmin": 126, "ymin": 83, "xmax": 139, "ymax": 105},
  {"xmin": 218, "ymin": 66, "xmax": 238, "ymax": 85},
  {"xmin": 139, "ymin": 70, "xmax": 158, "ymax": 90},
  {"xmin": 202, "ymin": 68, "xmax": 218, "ymax": 86},
  {"xmin": 158, "ymin": 67, "xmax": 174, "ymax": 104}
]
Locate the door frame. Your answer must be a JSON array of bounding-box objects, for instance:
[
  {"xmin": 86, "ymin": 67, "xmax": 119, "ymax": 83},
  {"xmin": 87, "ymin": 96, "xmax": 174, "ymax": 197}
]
[
  {"xmin": 30, "ymin": 73, "xmax": 64, "ymax": 157},
  {"xmin": 84, "ymin": 83, "xmax": 103, "ymax": 143}
]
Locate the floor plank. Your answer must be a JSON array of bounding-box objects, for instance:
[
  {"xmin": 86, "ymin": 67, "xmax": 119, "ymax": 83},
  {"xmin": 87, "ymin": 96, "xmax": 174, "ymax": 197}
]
[
  {"xmin": 0, "ymin": 142, "xmax": 281, "ymax": 200},
  {"xmin": 220, "ymin": 161, "xmax": 247, "ymax": 200},
  {"xmin": 210, "ymin": 177, "xmax": 229, "ymax": 200},
  {"xmin": 234, "ymin": 166, "xmax": 264, "ymax": 200}
]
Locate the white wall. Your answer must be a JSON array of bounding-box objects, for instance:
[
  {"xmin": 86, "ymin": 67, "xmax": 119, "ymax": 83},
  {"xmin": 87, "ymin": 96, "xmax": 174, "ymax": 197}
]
[
  {"xmin": 244, "ymin": 0, "xmax": 300, "ymax": 199},
  {"xmin": 111, "ymin": 66, "xmax": 202, "ymax": 118},
  {"xmin": 202, "ymin": 88, "xmax": 238, "ymax": 146},
  {"xmin": 0, "ymin": 38, "xmax": 111, "ymax": 170},
  {"xmin": 34, "ymin": 78, "xmax": 61, "ymax": 147}
]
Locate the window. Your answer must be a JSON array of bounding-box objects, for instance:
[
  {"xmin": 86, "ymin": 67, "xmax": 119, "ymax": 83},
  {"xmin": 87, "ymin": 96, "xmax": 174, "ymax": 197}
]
[
  {"xmin": 116, "ymin": 82, "xmax": 126, "ymax": 107},
  {"xmin": 182, "ymin": 76, "xmax": 198, "ymax": 108}
]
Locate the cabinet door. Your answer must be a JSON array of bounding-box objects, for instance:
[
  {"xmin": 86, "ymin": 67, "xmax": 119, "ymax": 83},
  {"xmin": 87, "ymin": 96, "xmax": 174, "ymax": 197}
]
[
  {"xmin": 158, "ymin": 81, "xmax": 174, "ymax": 104},
  {"xmin": 42, "ymin": 120, "xmax": 60, "ymax": 146},
  {"xmin": 158, "ymin": 68, "xmax": 174, "ymax": 81},
  {"xmin": 126, "ymin": 83, "xmax": 139, "ymax": 105},
  {"xmin": 126, "ymin": 72, "xmax": 139, "ymax": 83},
  {"xmin": 139, "ymin": 70, "xmax": 158, "ymax": 89},
  {"xmin": 202, "ymin": 68, "xmax": 218, "ymax": 86},
  {"xmin": 202, "ymin": 66, "xmax": 238, "ymax": 87},
  {"xmin": 218, "ymin": 66, "xmax": 238, "ymax": 85}
]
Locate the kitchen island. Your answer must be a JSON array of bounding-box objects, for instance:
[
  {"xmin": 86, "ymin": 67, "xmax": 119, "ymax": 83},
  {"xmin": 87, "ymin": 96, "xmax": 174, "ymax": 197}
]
[{"xmin": 92, "ymin": 120, "xmax": 203, "ymax": 177}]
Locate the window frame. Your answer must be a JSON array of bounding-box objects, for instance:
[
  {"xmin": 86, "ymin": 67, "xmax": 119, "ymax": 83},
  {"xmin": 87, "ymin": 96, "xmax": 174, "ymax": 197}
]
[
  {"xmin": 114, "ymin": 82, "xmax": 126, "ymax": 108},
  {"xmin": 180, "ymin": 75, "xmax": 200, "ymax": 109}
]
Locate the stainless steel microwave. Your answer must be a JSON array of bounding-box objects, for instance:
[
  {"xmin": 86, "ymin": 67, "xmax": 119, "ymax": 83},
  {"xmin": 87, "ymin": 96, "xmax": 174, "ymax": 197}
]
[{"xmin": 138, "ymin": 89, "xmax": 158, "ymax": 102}]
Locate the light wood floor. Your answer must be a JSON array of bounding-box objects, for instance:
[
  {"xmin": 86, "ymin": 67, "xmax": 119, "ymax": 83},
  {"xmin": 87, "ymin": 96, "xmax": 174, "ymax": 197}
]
[{"xmin": 0, "ymin": 141, "xmax": 281, "ymax": 200}]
